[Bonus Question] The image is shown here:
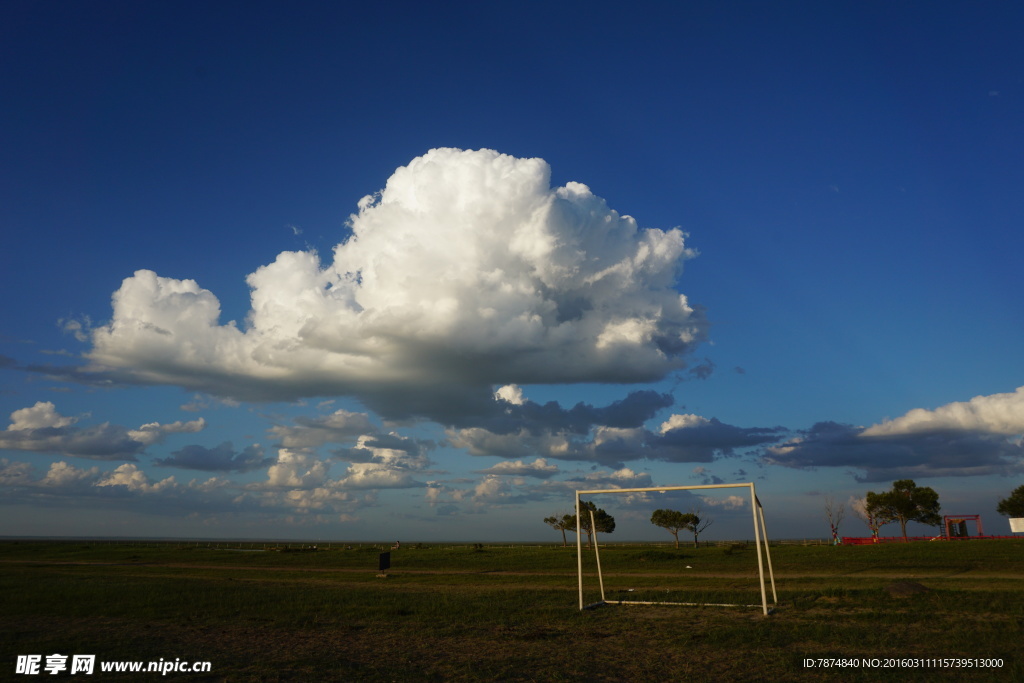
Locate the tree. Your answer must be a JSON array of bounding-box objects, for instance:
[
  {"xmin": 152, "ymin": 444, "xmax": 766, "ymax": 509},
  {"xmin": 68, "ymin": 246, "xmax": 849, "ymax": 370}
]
[
  {"xmin": 850, "ymin": 496, "xmax": 882, "ymax": 542},
  {"xmin": 543, "ymin": 513, "xmax": 574, "ymax": 547},
  {"xmin": 996, "ymin": 485, "xmax": 1024, "ymax": 518},
  {"xmin": 865, "ymin": 479, "xmax": 941, "ymax": 541},
  {"xmin": 824, "ymin": 496, "xmax": 846, "ymax": 545},
  {"xmin": 575, "ymin": 500, "xmax": 615, "ymax": 548},
  {"xmin": 650, "ymin": 509, "xmax": 698, "ymax": 549},
  {"xmin": 687, "ymin": 506, "xmax": 713, "ymax": 548}
]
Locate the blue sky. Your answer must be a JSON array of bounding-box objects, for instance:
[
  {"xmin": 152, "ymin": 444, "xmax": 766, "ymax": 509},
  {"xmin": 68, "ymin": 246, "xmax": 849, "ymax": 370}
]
[{"xmin": 2, "ymin": 1, "xmax": 1023, "ymax": 542}]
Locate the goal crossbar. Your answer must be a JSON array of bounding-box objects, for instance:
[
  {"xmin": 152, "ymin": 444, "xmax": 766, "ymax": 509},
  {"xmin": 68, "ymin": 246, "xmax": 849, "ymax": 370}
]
[{"xmin": 575, "ymin": 483, "xmax": 777, "ymax": 615}]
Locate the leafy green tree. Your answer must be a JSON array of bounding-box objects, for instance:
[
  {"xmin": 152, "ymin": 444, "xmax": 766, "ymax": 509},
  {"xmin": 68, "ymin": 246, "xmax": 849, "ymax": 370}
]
[
  {"xmin": 574, "ymin": 500, "xmax": 615, "ymax": 548},
  {"xmin": 543, "ymin": 513, "xmax": 575, "ymax": 546},
  {"xmin": 650, "ymin": 509, "xmax": 698, "ymax": 549},
  {"xmin": 996, "ymin": 485, "xmax": 1024, "ymax": 518},
  {"xmin": 865, "ymin": 479, "xmax": 941, "ymax": 541}
]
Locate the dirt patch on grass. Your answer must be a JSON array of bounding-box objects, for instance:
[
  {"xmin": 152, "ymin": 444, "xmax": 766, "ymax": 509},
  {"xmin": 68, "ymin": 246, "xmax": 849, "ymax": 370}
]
[{"xmin": 886, "ymin": 580, "xmax": 931, "ymax": 598}]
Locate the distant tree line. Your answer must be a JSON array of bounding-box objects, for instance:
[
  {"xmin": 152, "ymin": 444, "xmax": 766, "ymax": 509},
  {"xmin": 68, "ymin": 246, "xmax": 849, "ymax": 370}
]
[
  {"xmin": 544, "ymin": 502, "xmax": 712, "ymax": 548},
  {"xmin": 828, "ymin": 480, "xmax": 1024, "ymax": 541},
  {"xmin": 826, "ymin": 479, "xmax": 940, "ymax": 541},
  {"xmin": 544, "ymin": 500, "xmax": 615, "ymax": 548},
  {"xmin": 650, "ymin": 508, "xmax": 712, "ymax": 548},
  {"xmin": 544, "ymin": 481, "xmax": 1024, "ymax": 548}
]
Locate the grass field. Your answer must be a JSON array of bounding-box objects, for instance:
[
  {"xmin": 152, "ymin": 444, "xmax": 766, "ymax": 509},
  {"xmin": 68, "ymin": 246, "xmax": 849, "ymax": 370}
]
[{"xmin": 2, "ymin": 539, "xmax": 1023, "ymax": 681}]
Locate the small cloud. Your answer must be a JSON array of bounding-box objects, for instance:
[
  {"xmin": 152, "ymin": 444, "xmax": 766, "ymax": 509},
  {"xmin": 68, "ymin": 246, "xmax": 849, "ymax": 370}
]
[
  {"xmin": 700, "ymin": 494, "xmax": 746, "ymax": 510},
  {"xmin": 180, "ymin": 394, "xmax": 241, "ymax": 412},
  {"xmin": 97, "ymin": 463, "xmax": 176, "ymax": 493},
  {"xmin": 0, "ymin": 458, "xmax": 35, "ymax": 485},
  {"xmin": 58, "ymin": 317, "xmax": 92, "ymax": 343},
  {"xmin": 155, "ymin": 441, "xmax": 272, "ymax": 472},
  {"xmin": 335, "ymin": 462, "xmax": 422, "ymax": 490},
  {"xmin": 180, "ymin": 395, "xmax": 209, "ymax": 412},
  {"xmin": 690, "ymin": 465, "xmax": 724, "ymax": 485},
  {"xmin": 129, "ymin": 417, "xmax": 205, "ymax": 445},
  {"xmin": 9, "ymin": 401, "xmax": 77, "ymax": 430},
  {"xmin": 269, "ymin": 409, "xmax": 377, "ymax": 449},
  {"xmin": 687, "ymin": 357, "xmax": 715, "ymax": 380},
  {"xmin": 494, "ymin": 384, "xmax": 526, "ymax": 406},
  {"xmin": 475, "ymin": 458, "xmax": 559, "ymax": 479},
  {"xmin": 39, "ymin": 349, "xmax": 76, "ymax": 357},
  {"xmin": 259, "ymin": 449, "xmax": 330, "ymax": 489},
  {"xmin": 334, "ymin": 433, "xmax": 433, "ymax": 471}
]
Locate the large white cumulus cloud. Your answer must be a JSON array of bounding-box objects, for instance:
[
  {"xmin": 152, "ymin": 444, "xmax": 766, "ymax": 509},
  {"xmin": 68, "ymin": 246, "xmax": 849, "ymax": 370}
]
[{"xmin": 87, "ymin": 149, "xmax": 704, "ymax": 416}]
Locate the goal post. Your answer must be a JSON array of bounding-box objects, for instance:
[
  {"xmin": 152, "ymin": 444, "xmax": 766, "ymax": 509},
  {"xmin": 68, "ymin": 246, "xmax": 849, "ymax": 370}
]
[{"xmin": 575, "ymin": 482, "xmax": 777, "ymax": 616}]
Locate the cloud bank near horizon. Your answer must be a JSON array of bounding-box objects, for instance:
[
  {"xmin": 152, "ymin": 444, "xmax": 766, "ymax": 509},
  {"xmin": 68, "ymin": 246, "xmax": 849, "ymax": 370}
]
[
  {"xmin": 1, "ymin": 384, "xmax": 1022, "ymax": 525},
  {"xmin": 83, "ymin": 148, "xmax": 706, "ymax": 420},
  {"xmin": 766, "ymin": 386, "xmax": 1024, "ymax": 481}
]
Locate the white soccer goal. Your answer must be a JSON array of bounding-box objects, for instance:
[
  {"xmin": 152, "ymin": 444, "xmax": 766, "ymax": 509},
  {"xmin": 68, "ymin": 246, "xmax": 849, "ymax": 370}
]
[{"xmin": 575, "ymin": 483, "xmax": 777, "ymax": 615}]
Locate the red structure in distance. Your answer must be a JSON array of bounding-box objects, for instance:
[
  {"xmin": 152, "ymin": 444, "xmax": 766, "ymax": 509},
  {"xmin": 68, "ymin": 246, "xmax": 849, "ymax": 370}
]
[{"xmin": 943, "ymin": 514, "xmax": 982, "ymax": 539}]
